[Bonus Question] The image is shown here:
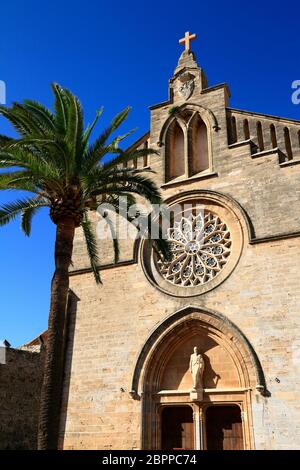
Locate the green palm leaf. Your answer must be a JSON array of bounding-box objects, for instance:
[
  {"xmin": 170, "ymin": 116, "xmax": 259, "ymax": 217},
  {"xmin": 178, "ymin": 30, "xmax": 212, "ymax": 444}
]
[
  {"xmin": 0, "ymin": 197, "xmax": 48, "ymax": 228},
  {"xmin": 81, "ymin": 213, "xmax": 101, "ymax": 284},
  {"xmin": 0, "ymin": 81, "xmax": 170, "ymax": 450},
  {"xmin": 23, "ymin": 99, "xmax": 56, "ymax": 135},
  {"xmin": 21, "ymin": 202, "xmax": 47, "ymax": 236},
  {"xmin": 51, "ymin": 83, "xmax": 70, "ymax": 134}
]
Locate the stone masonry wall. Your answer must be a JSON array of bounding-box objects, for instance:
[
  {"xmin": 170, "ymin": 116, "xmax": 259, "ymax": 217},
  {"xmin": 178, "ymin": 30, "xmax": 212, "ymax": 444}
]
[
  {"xmin": 63, "ymin": 51, "xmax": 300, "ymax": 450},
  {"xmin": 0, "ymin": 347, "xmax": 44, "ymax": 449},
  {"xmin": 61, "ymin": 233, "xmax": 300, "ymax": 449}
]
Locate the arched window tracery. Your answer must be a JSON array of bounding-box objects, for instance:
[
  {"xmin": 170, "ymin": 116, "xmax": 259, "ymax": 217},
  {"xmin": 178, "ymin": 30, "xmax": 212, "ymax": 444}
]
[{"xmin": 164, "ymin": 111, "xmax": 210, "ymax": 182}]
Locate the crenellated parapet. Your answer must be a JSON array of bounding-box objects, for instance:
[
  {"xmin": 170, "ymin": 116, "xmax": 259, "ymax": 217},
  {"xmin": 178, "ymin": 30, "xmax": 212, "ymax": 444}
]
[{"xmin": 227, "ymin": 108, "xmax": 300, "ymax": 165}]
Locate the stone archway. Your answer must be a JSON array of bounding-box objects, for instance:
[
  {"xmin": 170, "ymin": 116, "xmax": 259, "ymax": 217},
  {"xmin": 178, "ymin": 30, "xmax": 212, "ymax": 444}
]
[{"xmin": 130, "ymin": 307, "xmax": 266, "ymax": 450}]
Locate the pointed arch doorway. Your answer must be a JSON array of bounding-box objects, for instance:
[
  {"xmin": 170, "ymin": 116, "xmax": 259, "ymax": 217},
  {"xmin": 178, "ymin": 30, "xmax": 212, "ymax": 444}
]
[
  {"xmin": 159, "ymin": 403, "xmax": 244, "ymax": 451},
  {"xmin": 131, "ymin": 307, "xmax": 266, "ymax": 450}
]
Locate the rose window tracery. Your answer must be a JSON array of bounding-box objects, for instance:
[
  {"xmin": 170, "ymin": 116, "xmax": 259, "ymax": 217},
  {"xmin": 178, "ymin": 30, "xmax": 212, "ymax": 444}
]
[{"xmin": 156, "ymin": 211, "xmax": 231, "ymax": 287}]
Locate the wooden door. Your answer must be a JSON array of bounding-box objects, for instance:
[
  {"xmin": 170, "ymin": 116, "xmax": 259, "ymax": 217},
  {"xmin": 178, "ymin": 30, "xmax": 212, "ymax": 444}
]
[
  {"xmin": 161, "ymin": 406, "xmax": 194, "ymax": 450},
  {"xmin": 206, "ymin": 405, "xmax": 244, "ymax": 450}
]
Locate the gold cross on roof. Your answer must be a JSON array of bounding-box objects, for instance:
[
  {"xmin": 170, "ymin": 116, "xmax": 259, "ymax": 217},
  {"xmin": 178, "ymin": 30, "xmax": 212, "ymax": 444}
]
[{"xmin": 179, "ymin": 31, "xmax": 197, "ymax": 51}]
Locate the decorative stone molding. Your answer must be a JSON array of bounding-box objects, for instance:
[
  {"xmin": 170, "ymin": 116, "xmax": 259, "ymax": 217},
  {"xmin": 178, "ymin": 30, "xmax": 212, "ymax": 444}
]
[
  {"xmin": 159, "ymin": 103, "xmax": 220, "ymax": 144},
  {"xmin": 156, "ymin": 210, "xmax": 231, "ymax": 288},
  {"xmin": 140, "ymin": 190, "xmax": 245, "ymax": 297},
  {"xmin": 133, "ymin": 305, "xmax": 265, "ymax": 450},
  {"xmin": 177, "ymin": 72, "xmax": 195, "ymax": 100},
  {"xmin": 130, "ymin": 305, "xmax": 267, "ymax": 398}
]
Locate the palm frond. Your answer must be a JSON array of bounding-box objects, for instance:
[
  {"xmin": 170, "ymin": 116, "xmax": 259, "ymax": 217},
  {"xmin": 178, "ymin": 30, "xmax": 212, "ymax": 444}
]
[
  {"xmin": 101, "ymin": 211, "xmax": 120, "ymax": 264},
  {"xmin": 0, "ymin": 135, "xmax": 17, "ymax": 148},
  {"xmin": 82, "ymin": 108, "xmax": 104, "ymax": 151},
  {"xmin": 5, "ymin": 137, "xmax": 68, "ymax": 169},
  {"xmin": 0, "ymin": 105, "xmax": 30, "ymax": 136},
  {"xmin": 21, "ymin": 200, "xmax": 48, "ymax": 235},
  {"xmin": 23, "ymin": 100, "xmax": 56, "ymax": 135},
  {"xmin": 102, "ymin": 146, "xmax": 158, "ymax": 172},
  {"xmin": 11, "ymin": 103, "xmax": 51, "ymax": 137},
  {"xmin": 0, "ymin": 148, "xmax": 63, "ymax": 179},
  {"xmin": 105, "ymin": 192, "xmax": 137, "ymax": 212},
  {"xmin": 65, "ymin": 90, "xmax": 84, "ymax": 168},
  {"xmin": 89, "ymin": 171, "xmax": 162, "ymax": 206},
  {"xmin": 83, "ymin": 107, "xmax": 131, "ymax": 171},
  {"xmin": 0, "ymin": 170, "xmax": 39, "ymax": 193},
  {"xmin": 0, "ymin": 197, "xmax": 48, "ymax": 227},
  {"xmin": 81, "ymin": 214, "xmax": 101, "ymax": 284},
  {"xmin": 51, "ymin": 83, "xmax": 70, "ymax": 134},
  {"xmin": 134, "ymin": 210, "xmax": 171, "ymax": 261},
  {"xmin": 0, "ymin": 82, "xmax": 167, "ymax": 286},
  {"xmin": 107, "ymin": 128, "xmax": 137, "ymax": 152}
]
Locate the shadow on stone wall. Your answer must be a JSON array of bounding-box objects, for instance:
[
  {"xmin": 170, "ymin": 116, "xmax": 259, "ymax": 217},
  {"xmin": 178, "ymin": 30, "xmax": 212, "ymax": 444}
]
[{"xmin": 58, "ymin": 290, "xmax": 80, "ymax": 449}]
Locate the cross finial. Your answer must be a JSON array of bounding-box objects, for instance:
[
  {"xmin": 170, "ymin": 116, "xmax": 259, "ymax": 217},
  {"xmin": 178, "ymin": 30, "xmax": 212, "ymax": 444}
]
[{"xmin": 179, "ymin": 31, "xmax": 197, "ymax": 52}]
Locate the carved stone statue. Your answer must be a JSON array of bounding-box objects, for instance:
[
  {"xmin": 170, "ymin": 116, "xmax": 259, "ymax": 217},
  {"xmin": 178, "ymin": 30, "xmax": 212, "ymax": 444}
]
[
  {"xmin": 178, "ymin": 79, "xmax": 194, "ymax": 100},
  {"xmin": 189, "ymin": 346, "xmax": 204, "ymax": 395}
]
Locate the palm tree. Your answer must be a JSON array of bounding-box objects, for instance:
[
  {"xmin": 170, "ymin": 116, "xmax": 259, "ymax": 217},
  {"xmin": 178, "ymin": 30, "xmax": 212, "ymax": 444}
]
[{"xmin": 0, "ymin": 84, "xmax": 167, "ymax": 449}]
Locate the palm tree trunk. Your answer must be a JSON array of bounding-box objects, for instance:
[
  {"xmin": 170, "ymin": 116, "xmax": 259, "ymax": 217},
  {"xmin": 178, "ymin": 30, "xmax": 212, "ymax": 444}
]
[{"xmin": 38, "ymin": 217, "xmax": 75, "ymax": 450}]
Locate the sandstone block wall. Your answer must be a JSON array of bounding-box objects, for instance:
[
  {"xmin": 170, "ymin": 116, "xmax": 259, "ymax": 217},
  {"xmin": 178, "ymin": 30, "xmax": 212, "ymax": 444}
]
[
  {"xmin": 0, "ymin": 347, "xmax": 44, "ymax": 449},
  {"xmin": 63, "ymin": 51, "xmax": 300, "ymax": 450},
  {"xmin": 60, "ymin": 231, "xmax": 300, "ymax": 449}
]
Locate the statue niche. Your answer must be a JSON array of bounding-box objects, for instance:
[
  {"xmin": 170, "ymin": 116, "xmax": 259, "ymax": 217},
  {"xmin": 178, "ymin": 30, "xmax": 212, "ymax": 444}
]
[{"xmin": 159, "ymin": 332, "xmax": 240, "ymax": 393}]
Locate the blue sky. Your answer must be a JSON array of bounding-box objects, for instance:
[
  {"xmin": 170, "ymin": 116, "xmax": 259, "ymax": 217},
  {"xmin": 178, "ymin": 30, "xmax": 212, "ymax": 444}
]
[{"xmin": 0, "ymin": 0, "xmax": 299, "ymax": 346}]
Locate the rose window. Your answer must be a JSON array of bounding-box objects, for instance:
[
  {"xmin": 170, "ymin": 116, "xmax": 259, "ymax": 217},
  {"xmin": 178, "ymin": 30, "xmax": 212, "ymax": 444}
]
[{"xmin": 156, "ymin": 211, "xmax": 231, "ymax": 287}]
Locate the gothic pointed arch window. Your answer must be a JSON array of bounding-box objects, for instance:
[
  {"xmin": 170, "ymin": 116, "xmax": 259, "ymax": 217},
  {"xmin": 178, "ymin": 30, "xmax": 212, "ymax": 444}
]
[
  {"xmin": 284, "ymin": 127, "xmax": 293, "ymax": 160},
  {"xmin": 243, "ymin": 119, "xmax": 250, "ymax": 140},
  {"xmin": 163, "ymin": 108, "xmax": 213, "ymax": 183},
  {"xmin": 270, "ymin": 124, "xmax": 277, "ymax": 149},
  {"xmin": 165, "ymin": 119, "xmax": 185, "ymax": 181},
  {"xmin": 256, "ymin": 121, "xmax": 264, "ymax": 152},
  {"xmin": 231, "ymin": 116, "xmax": 237, "ymax": 144},
  {"xmin": 189, "ymin": 114, "xmax": 209, "ymax": 175}
]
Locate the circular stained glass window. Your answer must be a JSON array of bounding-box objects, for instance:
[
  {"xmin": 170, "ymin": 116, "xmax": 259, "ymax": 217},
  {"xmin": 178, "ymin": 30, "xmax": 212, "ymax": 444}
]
[{"xmin": 156, "ymin": 211, "xmax": 231, "ymax": 287}]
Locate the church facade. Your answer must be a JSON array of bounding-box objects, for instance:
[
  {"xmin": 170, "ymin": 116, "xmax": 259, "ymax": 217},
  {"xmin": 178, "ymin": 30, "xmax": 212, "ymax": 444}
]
[{"xmin": 59, "ymin": 34, "xmax": 300, "ymax": 450}]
